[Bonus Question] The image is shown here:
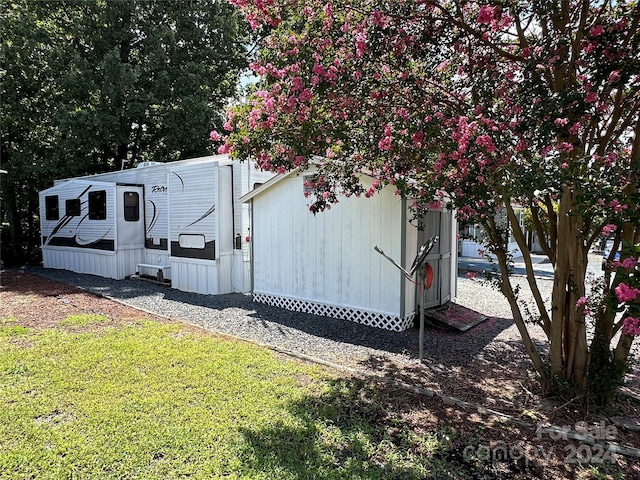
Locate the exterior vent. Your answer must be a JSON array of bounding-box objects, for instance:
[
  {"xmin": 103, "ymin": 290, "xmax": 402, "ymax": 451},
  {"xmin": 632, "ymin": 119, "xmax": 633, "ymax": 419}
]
[{"xmin": 136, "ymin": 161, "xmax": 162, "ymax": 169}]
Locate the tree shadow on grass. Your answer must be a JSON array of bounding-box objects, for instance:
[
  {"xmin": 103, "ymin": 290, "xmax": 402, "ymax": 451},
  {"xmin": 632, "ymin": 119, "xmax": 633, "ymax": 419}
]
[{"xmin": 235, "ymin": 377, "xmax": 543, "ymax": 480}]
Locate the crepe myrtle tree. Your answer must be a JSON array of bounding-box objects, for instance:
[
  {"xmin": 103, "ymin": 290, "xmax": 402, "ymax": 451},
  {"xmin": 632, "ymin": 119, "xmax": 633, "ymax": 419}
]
[{"xmin": 213, "ymin": 0, "xmax": 640, "ymax": 405}]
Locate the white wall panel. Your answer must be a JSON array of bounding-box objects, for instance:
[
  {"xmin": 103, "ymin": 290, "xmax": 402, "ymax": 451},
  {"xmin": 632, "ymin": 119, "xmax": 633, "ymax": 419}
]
[
  {"xmin": 115, "ymin": 249, "xmax": 146, "ymax": 278},
  {"xmin": 216, "ymin": 251, "xmax": 248, "ymax": 294},
  {"xmin": 170, "ymin": 258, "xmax": 218, "ymax": 295},
  {"xmin": 169, "ymin": 162, "xmax": 218, "ymax": 247},
  {"xmin": 42, "ymin": 247, "xmax": 145, "ymax": 280},
  {"xmin": 251, "ymin": 175, "xmax": 405, "ymax": 318},
  {"xmin": 43, "ymin": 248, "xmax": 115, "ymax": 279}
]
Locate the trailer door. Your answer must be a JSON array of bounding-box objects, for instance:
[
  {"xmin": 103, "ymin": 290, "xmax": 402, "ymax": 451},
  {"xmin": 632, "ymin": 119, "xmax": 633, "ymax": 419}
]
[
  {"xmin": 419, "ymin": 209, "xmax": 453, "ymax": 309},
  {"xmin": 116, "ymin": 186, "xmax": 145, "ymax": 248}
]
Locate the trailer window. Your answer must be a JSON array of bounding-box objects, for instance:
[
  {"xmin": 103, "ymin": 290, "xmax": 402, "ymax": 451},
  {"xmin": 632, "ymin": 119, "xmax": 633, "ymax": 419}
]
[
  {"xmin": 45, "ymin": 196, "xmax": 59, "ymax": 220},
  {"xmin": 178, "ymin": 234, "xmax": 206, "ymax": 249},
  {"xmin": 88, "ymin": 190, "xmax": 107, "ymax": 220},
  {"xmin": 65, "ymin": 199, "xmax": 81, "ymax": 217},
  {"xmin": 123, "ymin": 191, "xmax": 139, "ymax": 222}
]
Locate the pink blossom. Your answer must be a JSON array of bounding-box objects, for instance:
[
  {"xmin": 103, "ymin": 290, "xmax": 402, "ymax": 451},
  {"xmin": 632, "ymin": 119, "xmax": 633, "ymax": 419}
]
[
  {"xmin": 558, "ymin": 142, "xmax": 574, "ymax": 153},
  {"xmin": 465, "ymin": 271, "xmax": 479, "ymax": 279},
  {"xmin": 615, "ymin": 283, "xmax": 640, "ymax": 303},
  {"xmin": 323, "ymin": 2, "xmax": 333, "ymax": 17},
  {"xmin": 515, "ymin": 140, "xmax": 528, "ymax": 152},
  {"xmin": 217, "ymin": 143, "xmax": 230, "ymax": 154},
  {"xmin": 291, "ymin": 76, "xmax": 303, "ymax": 91},
  {"xmin": 355, "ymin": 37, "xmax": 367, "ymax": 57},
  {"xmin": 209, "ymin": 130, "xmax": 222, "ymax": 142},
  {"xmin": 299, "ymin": 89, "xmax": 313, "ymax": 102},
  {"xmin": 576, "ymin": 296, "xmax": 588, "ymax": 308},
  {"xmin": 608, "ymin": 200, "xmax": 628, "ymax": 212},
  {"xmin": 554, "ymin": 118, "xmax": 569, "ymax": 127},
  {"xmin": 437, "ymin": 60, "xmax": 449, "ymax": 71},
  {"xmin": 622, "ymin": 317, "xmax": 640, "ymax": 336},
  {"xmin": 477, "ymin": 5, "xmax": 495, "ymax": 24},
  {"xmin": 476, "ymin": 134, "xmax": 496, "ymax": 152},
  {"xmin": 561, "ymin": 162, "xmax": 568, "ymax": 170},
  {"xmin": 602, "ymin": 224, "xmax": 616, "ymax": 236},
  {"xmin": 569, "ymin": 122, "xmax": 581, "ymax": 135},
  {"xmin": 609, "ymin": 70, "xmax": 621, "ymax": 83},
  {"xmin": 428, "ymin": 200, "xmax": 442, "ymax": 210},
  {"xmin": 613, "ymin": 257, "xmax": 638, "ymax": 270},
  {"xmin": 585, "ymin": 91, "xmax": 598, "ymax": 103},
  {"xmin": 589, "ymin": 25, "xmax": 605, "ymax": 36},
  {"xmin": 378, "ymin": 136, "xmax": 392, "ymax": 151}
]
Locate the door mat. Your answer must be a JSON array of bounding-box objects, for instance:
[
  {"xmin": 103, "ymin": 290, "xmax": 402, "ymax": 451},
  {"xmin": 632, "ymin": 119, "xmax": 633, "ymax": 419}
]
[{"xmin": 425, "ymin": 302, "xmax": 487, "ymax": 331}]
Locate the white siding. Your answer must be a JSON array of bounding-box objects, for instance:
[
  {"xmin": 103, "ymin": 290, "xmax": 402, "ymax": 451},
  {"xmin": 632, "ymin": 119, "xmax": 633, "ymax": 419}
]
[
  {"xmin": 168, "ymin": 162, "xmax": 218, "ymax": 255},
  {"xmin": 39, "ymin": 180, "xmax": 116, "ymax": 247},
  {"xmin": 42, "ymin": 248, "xmax": 118, "ymax": 278},
  {"xmin": 167, "ymin": 162, "xmax": 219, "ymax": 295},
  {"xmin": 41, "ymin": 244, "xmax": 144, "ymax": 280},
  {"xmin": 170, "ymin": 258, "xmax": 219, "ymax": 294},
  {"xmin": 239, "ymin": 161, "xmax": 275, "ymax": 256},
  {"xmin": 141, "ymin": 167, "xmax": 170, "ymax": 250},
  {"xmin": 251, "ymin": 176, "xmax": 405, "ymax": 318},
  {"xmin": 218, "ymin": 165, "xmax": 234, "ymax": 253}
]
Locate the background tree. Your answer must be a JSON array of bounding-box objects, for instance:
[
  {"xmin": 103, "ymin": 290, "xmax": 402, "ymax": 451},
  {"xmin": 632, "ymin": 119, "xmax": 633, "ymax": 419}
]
[
  {"xmin": 217, "ymin": 0, "xmax": 640, "ymax": 405},
  {"xmin": 1, "ymin": 0, "xmax": 249, "ymax": 266}
]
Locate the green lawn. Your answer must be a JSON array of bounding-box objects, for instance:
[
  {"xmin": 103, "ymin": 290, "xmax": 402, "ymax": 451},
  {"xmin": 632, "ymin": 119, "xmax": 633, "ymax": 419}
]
[{"xmin": 0, "ymin": 316, "xmax": 452, "ymax": 479}]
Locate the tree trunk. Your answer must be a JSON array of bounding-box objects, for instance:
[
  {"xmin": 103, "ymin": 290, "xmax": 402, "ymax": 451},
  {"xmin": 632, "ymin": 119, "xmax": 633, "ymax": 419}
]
[{"xmin": 550, "ymin": 184, "xmax": 588, "ymax": 388}]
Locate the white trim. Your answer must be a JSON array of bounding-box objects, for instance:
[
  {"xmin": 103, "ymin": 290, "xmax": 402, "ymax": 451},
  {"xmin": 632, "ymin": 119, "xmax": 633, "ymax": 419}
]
[
  {"xmin": 40, "ymin": 245, "xmax": 116, "ymax": 256},
  {"xmin": 169, "ymin": 256, "xmax": 217, "ymax": 265},
  {"xmin": 253, "ymin": 292, "xmax": 415, "ymax": 332}
]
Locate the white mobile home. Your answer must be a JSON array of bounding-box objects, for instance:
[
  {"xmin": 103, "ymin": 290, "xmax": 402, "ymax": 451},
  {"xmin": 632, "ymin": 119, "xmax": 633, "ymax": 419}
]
[
  {"xmin": 241, "ymin": 169, "xmax": 457, "ymax": 332},
  {"xmin": 39, "ymin": 155, "xmax": 273, "ymax": 295}
]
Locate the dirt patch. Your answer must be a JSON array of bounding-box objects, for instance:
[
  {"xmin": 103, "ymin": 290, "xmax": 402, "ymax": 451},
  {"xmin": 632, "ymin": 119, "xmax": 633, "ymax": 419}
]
[{"xmin": 0, "ymin": 269, "xmax": 196, "ymax": 335}]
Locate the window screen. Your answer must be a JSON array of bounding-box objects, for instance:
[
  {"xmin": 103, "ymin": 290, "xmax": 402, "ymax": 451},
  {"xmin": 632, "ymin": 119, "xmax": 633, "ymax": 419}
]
[
  {"xmin": 45, "ymin": 196, "xmax": 59, "ymax": 220},
  {"xmin": 123, "ymin": 191, "xmax": 139, "ymax": 222},
  {"xmin": 88, "ymin": 190, "xmax": 107, "ymax": 220},
  {"xmin": 65, "ymin": 198, "xmax": 81, "ymax": 217}
]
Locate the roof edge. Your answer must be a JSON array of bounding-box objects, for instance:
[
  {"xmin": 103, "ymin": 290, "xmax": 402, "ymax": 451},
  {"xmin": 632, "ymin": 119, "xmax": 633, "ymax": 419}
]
[{"xmin": 240, "ymin": 166, "xmax": 310, "ymax": 203}]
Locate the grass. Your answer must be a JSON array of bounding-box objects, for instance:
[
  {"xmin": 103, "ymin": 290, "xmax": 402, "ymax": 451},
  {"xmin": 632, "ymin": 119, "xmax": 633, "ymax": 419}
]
[
  {"xmin": 59, "ymin": 313, "xmax": 109, "ymax": 327},
  {"xmin": 0, "ymin": 318, "xmax": 458, "ymax": 479}
]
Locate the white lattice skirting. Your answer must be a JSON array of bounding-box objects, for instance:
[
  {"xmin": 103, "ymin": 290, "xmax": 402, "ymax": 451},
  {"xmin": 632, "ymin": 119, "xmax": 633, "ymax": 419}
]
[{"xmin": 253, "ymin": 293, "xmax": 415, "ymax": 332}]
